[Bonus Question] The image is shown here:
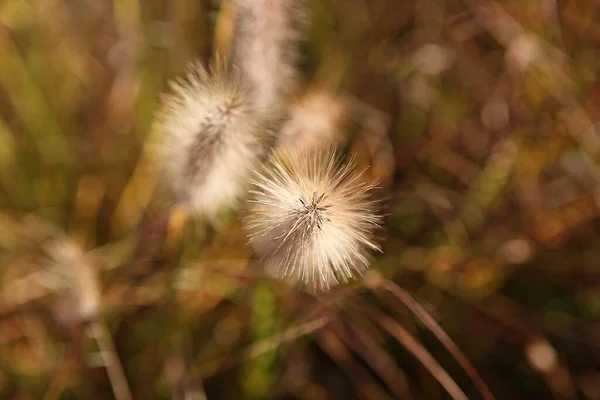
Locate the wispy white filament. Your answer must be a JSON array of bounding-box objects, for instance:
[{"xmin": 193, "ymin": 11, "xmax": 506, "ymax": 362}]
[
  {"xmin": 245, "ymin": 151, "xmax": 382, "ymax": 291},
  {"xmin": 154, "ymin": 61, "xmax": 270, "ymax": 221}
]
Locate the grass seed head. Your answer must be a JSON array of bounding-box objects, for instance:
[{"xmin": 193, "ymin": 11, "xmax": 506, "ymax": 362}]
[
  {"xmin": 153, "ymin": 60, "xmax": 271, "ymax": 221},
  {"xmin": 245, "ymin": 150, "xmax": 382, "ymax": 292}
]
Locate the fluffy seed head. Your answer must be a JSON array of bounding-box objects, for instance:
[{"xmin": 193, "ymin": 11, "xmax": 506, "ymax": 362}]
[
  {"xmin": 153, "ymin": 60, "xmax": 270, "ymax": 220},
  {"xmin": 245, "ymin": 150, "xmax": 382, "ymax": 292},
  {"xmin": 233, "ymin": 0, "xmax": 307, "ymax": 114}
]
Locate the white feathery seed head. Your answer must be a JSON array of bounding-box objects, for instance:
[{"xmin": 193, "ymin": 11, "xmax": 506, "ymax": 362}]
[
  {"xmin": 245, "ymin": 150, "xmax": 382, "ymax": 292},
  {"xmin": 153, "ymin": 60, "xmax": 271, "ymax": 221}
]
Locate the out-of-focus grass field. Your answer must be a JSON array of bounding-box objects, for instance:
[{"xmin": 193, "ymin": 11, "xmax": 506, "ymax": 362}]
[{"xmin": 2, "ymin": 0, "xmax": 600, "ymax": 399}]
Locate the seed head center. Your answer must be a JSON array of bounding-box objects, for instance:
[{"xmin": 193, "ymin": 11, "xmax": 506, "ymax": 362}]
[{"xmin": 298, "ymin": 192, "xmax": 332, "ymax": 231}]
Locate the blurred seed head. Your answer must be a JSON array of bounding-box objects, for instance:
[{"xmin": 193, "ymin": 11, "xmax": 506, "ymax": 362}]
[
  {"xmin": 525, "ymin": 338, "xmax": 558, "ymax": 374},
  {"xmin": 245, "ymin": 150, "xmax": 382, "ymax": 292},
  {"xmin": 278, "ymin": 90, "xmax": 348, "ymax": 154},
  {"xmin": 414, "ymin": 44, "xmax": 454, "ymax": 76},
  {"xmin": 498, "ymin": 237, "xmax": 533, "ymax": 264},
  {"xmin": 153, "ymin": 60, "xmax": 271, "ymax": 221},
  {"xmin": 233, "ymin": 0, "xmax": 307, "ymax": 114},
  {"xmin": 506, "ymin": 34, "xmax": 542, "ymax": 72},
  {"xmin": 44, "ymin": 238, "xmax": 101, "ymax": 321}
]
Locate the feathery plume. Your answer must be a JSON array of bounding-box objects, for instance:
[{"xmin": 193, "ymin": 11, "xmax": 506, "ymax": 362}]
[
  {"xmin": 153, "ymin": 60, "xmax": 271, "ymax": 221},
  {"xmin": 232, "ymin": 0, "xmax": 306, "ymax": 114},
  {"xmin": 245, "ymin": 150, "xmax": 382, "ymax": 292}
]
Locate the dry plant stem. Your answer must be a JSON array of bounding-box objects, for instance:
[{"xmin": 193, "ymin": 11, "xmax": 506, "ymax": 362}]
[
  {"xmin": 317, "ymin": 329, "xmax": 395, "ymax": 400},
  {"xmin": 43, "ymin": 344, "xmax": 76, "ymax": 400},
  {"xmin": 197, "ymin": 315, "xmax": 330, "ymax": 378},
  {"xmin": 245, "ymin": 315, "xmax": 329, "ymax": 359},
  {"xmin": 378, "ymin": 280, "xmax": 496, "ymax": 400},
  {"xmin": 0, "ymin": 30, "xmax": 72, "ymax": 166},
  {"xmin": 107, "ymin": 211, "xmax": 171, "ymax": 290},
  {"xmin": 469, "ymin": 295, "xmax": 576, "ymax": 398},
  {"xmin": 90, "ymin": 321, "xmax": 133, "ymax": 400},
  {"xmin": 363, "ymin": 304, "xmax": 469, "ymax": 400},
  {"xmin": 1, "ymin": 270, "xmax": 56, "ymax": 317},
  {"xmin": 329, "ymin": 320, "xmax": 414, "ymax": 399}
]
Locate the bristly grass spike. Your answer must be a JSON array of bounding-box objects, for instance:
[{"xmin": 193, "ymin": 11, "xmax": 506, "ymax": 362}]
[{"xmin": 245, "ymin": 149, "xmax": 382, "ymax": 292}]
